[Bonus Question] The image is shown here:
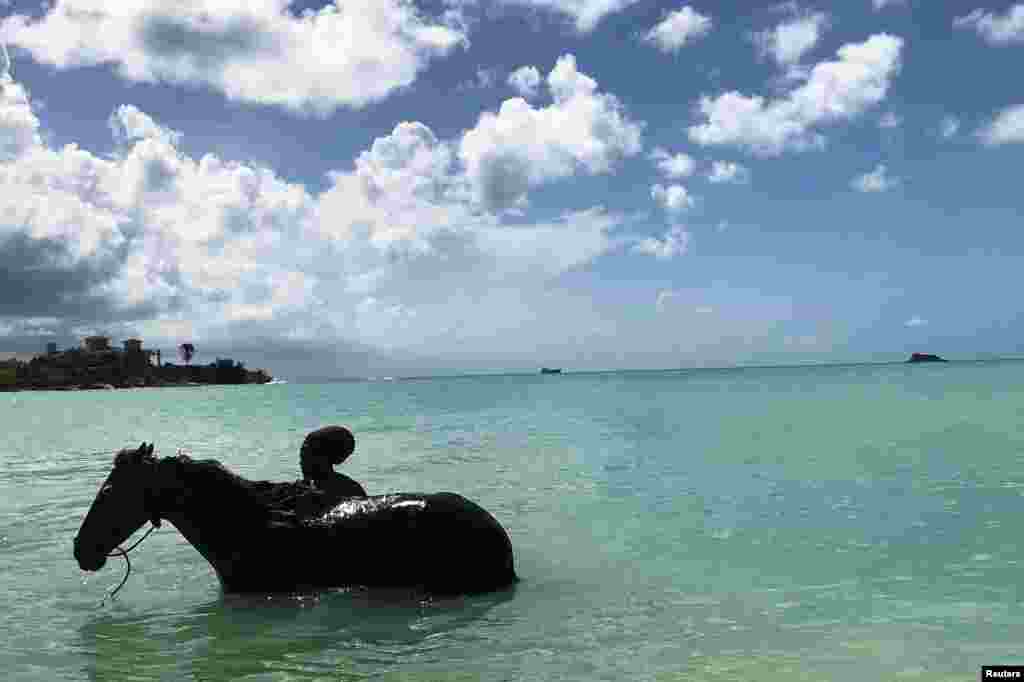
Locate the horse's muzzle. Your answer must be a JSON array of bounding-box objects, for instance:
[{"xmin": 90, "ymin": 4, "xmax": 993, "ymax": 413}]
[{"xmin": 73, "ymin": 536, "xmax": 107, "ymax": 571}]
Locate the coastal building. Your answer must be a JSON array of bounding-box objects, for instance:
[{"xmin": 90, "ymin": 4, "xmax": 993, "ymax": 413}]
[
  {"xmin": 121, "ymin": 338, "xmax": 156, "ymax": 374},
  {"xmin": 83, "ymin": 336, "xmax": 111, "ymax": 353}
]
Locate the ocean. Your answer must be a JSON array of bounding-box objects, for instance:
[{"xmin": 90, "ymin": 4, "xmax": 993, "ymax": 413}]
[{"xmin": 2, "ymin": 360, "xmax": 1023, "ymax": 680}]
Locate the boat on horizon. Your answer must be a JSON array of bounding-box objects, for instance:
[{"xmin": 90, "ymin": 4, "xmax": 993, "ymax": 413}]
[{"xmin": 540, "ymin": 367, "xmax": 562, "ymax": 374}]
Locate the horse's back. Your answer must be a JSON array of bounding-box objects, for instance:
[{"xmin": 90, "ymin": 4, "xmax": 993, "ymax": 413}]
[{"xmin": 289, "ymin": 491, "xmax": 517, "ymax": 594}]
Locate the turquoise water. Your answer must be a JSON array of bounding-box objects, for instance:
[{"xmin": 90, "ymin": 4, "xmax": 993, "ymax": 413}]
[{"xmin": 2, "ymin": 361, "xmax": 1024, "ymax": 680}]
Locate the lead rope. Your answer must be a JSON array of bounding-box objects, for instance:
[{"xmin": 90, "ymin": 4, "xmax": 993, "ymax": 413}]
[{"xmin": 99, "ymin": 523, "xmax": 158, "ymax": 606}]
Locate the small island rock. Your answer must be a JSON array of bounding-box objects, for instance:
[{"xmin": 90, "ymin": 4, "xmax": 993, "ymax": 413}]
[{"xmin": 907, "ymin": 353, "xmax": 947, "ymax": 363}]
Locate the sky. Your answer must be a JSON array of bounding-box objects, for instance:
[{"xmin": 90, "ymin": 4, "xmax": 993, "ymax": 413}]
[{"xmin": 0, "ymin": 0, "xmax": 1023, "ymax": 378}]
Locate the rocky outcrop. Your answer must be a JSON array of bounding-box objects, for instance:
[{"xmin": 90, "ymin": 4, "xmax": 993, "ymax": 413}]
[
  {"xmin": 4, "ymin": 351, "xmax": 272, "ymax": 391},
  {"xmin": 907, "ymin": 353, "xmax": 947, "ymax": 363}
]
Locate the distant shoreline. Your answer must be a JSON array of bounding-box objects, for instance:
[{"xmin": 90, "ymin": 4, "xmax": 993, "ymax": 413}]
[
  {"xmin": 0, "ymin": 380, "xmax": 270, "ymax": 394},
  {"xmin": 1, "ymin": 351, "xmax": 273, "ymax": 393}
]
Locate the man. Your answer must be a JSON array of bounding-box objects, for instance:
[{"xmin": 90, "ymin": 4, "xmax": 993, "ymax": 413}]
[{"xmin": 300, "ymin": 425, "xmax": 368, "ymax": 498}]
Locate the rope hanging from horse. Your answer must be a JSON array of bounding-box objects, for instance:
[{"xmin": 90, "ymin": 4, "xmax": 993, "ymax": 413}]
[{"xmin": 99, "ymin": 523, "xmax": 157, "ymax": 606}]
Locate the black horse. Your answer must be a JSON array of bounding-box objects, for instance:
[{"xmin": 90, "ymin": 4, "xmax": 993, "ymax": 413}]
[{"xmin": 74, "ymin": 444, "xmax": 517, "ymax": 595}]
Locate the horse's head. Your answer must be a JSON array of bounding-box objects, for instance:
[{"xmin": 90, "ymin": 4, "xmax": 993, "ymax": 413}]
[{"xmin": 74, "ymin": 443, "xmax": 161, "ymax": 572}]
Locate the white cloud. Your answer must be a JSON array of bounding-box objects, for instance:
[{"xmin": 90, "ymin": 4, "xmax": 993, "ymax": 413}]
[
  {"xmin": 851, "ymin": 163, "xmax": 899, "ymax": 192},
  {"xmin": 0, "ymin": 0, "xmax": 467, "ymax": 115},
  {"xmin": 954, "ymin": 6, "xmax": 1024, "ymax": 45},
  {"xmin": 109, "ymin": 104, "xmax": 182, "ymax": 146},
  {"xmin": 3, "ymin": 54, "xmax": 823, "ymax": 370},
  {"xmin": 0, "ymin": 41, "xmax": 10, "ymax": 81},
  {"xmin": 635, "ymin": 224, "xmax": 689, "ymax": 259},
  {"xmin": 753, "ymin": 9, "xmax": 828, "ymax": 68},
  {"xmin": 940, "ymin": 115, "xmax": 960, "ymax": 139},
  {"xmin": 643, "ymin": 6, "xmax": 712, "ymax": 53},
  {"xmin": 651, "ymin": 183, "xmax": 694, "ymax": 212},
  {"xmin": 500, "ymin": 0, "xmax": 641, "ymax": 33},
  {"xmin": 0, "ymin": 76, "xmax": 40, "ymax": 161},
  {"xmin": 459, "ymin": 54, "xmax": 643, "ymax": 211},
  {"xmin": 508, "ymin": 65, "xmax": 542, "ymax": 99},
  {"xmin": 649, "ymin": 147, "xmax": 696, "ymax": 179},
  {"xmin": 0, "ymin": 57, "xmax": 654, "ymax": 360},
  {"xmin": 872, "ymin": 0, "xmax": 906, "ymax": 11},
  {"xmin": 905, "ymin": 316, "xmax": 926, "ymax": 327},
  {"xmin": 878, "ymin": 111, "xmax": 901, "ymax": 128},
  {"xmin": 979, "ymin": 104, "xmax": 1024, "ymax": 145},
  {"xmin": 707, "ymin": 160, "xmax": 750, "ymax": 184},
  {"xmin": 689, "ymin": 34, "xmax": 904, "ymax": 156}
]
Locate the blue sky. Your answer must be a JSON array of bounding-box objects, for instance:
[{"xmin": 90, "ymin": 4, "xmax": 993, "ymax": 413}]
[{"xmin": 1, "ymin": 0, "xmax": 1022, "ymax": 377}]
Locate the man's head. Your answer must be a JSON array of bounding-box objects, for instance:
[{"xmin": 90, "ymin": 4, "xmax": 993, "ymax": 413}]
[{"xmin": 300, "ymin": 425, "xmax": 356, "ymax": 482}]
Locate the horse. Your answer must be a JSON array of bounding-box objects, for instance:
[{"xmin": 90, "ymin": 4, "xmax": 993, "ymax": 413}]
[{"xmin": 73, "ymin": 443, "xmax": 518, "ymax": 595}]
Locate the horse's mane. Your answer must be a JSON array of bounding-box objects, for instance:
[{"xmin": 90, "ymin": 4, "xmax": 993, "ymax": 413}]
[{"xmin": 162, "ymin": 454, "xmax": 327, "ymax": 515}]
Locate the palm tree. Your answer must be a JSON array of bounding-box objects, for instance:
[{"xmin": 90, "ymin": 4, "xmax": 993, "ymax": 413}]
[{"xmin": 178, "ymin": 343, "xmax": 196, "ymax": 365}]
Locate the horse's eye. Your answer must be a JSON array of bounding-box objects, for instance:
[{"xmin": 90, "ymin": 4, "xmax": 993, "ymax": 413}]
[{"xmin": 100, "ymin": 483, "xmax": 113, "ymax": 497}]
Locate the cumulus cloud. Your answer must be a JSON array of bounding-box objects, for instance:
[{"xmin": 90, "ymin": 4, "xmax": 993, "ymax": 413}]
[
  {"xmin": 507, "ymin": 65, "xmax": 542, "ymax": 99},
  {"xmin": 1, "ymin": 52, "xmax": 654, "ymax": 361},
  {"xmin": 651, "ymin": 183, "xmax": 694, "ymax": 212},
  {"xmin": 979, "ymin": 104, "xmax": 1024, "ymax": 145},
  {"xmin": 649, "ymin": 147, "xmax": 696, "ymax": 179},
  {"xmin": 109, "ymin": 104, "xmax": 182, "ymax": 146},
  {"xmin": 498, "ymin": 0, "xmax": 641, "ymax": 33},
  {"xmin": 0, "ymin": 77, "xmax": 40, "ymax": 160},
  {"xmin": 634, "ymin": 224, "xmax": 689, "ymax": 259},
  {"xmin": 707, "ymin": 160, "xmax": 750, "ymax": 184},
  {"xmin": 643, "ymin": 6, "xmax": 713, "ymax": 53},
  {"xmin": 954, "ymin": 6, "xmax": 1024, "ymax": 45},
  {"xmin": 851, "ymin": 163, "xmax": 899, "ymax": 192},
  {"xmin": 0, "ymin": 0, "xmax": 467, "ymax": 115},
  {"xmin": 688, "ymin": 34, "xmax": 903, "ymax": 156},
  {"xmin": 459, "ymin": 54, "xmax": 643, "ymax": 211},
  {"xmin": 872, "ymin": 0, "xmax": 906, "ymax": 10},
  {"xmin": 753, "ymin": 8, "xmax": 829, "ymax": 68},
  {"xmin": 0, "ymin": 41, "xmax": 10, "ymax": 81},
  {"xmin": 905, "ymin": 316, "xmax": 926, "ymax": 327}
]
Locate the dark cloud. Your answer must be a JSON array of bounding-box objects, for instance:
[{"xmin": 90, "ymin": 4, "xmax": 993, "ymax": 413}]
[
  {"xmin": 0, "ymin": 231, "xmax": 184, "ymax": 323},
  {"xmin": 136, "ymin": 12, "xmax": 280, "ymax": 70},
  {"xmin": 475, "ymin": 153, "xmax": 531, "ymax": 212},
  {"xmin": 0, "ymin": 232, "xmax": 123, "ymax": 318}
]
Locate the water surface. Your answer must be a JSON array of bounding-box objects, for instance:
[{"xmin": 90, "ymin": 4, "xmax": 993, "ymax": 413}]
[{"xmin": 3, "ymin": 361, "xmax": 1023, "ymax": 680}]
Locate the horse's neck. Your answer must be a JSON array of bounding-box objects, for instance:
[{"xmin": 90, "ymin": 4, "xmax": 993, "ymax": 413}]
[{"xmin": 155, "ymin": 458, "xmax": 267, "ymax": 570}]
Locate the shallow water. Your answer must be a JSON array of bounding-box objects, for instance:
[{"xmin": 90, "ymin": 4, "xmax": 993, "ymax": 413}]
[{"xmin": 2, "ymin": 361, "xmax": 1023, "ymax": 680}]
